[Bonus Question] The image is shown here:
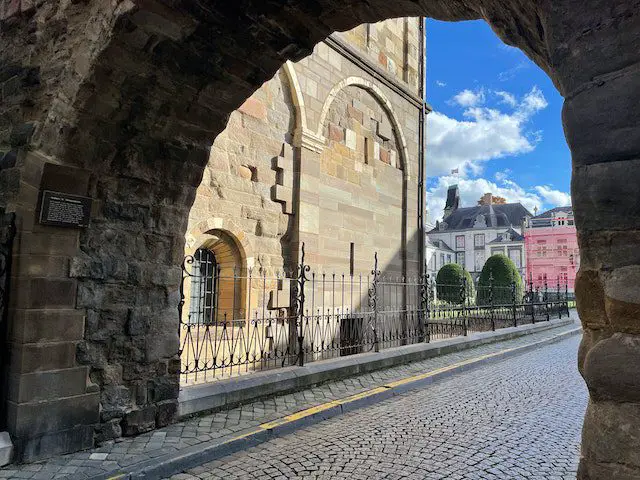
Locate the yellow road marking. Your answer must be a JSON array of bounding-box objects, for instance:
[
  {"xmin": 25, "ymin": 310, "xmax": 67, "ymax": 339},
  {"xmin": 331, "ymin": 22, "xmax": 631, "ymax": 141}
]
[{"xmin": 257, "ymin": 332, "xmax": 575, "ymax": 432}]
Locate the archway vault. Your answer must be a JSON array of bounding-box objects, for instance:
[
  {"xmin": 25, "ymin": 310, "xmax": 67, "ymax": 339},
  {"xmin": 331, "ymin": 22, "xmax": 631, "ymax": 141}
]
[{"xmin": 2, "ymin": 1, "xmax": 639, "ymax": 475}]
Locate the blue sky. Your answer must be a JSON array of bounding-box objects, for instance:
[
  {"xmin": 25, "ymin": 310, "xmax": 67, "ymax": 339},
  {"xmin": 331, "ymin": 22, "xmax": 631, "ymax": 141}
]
[{"xmin": 424, "ymin": 19, "xmax": 572, "ymax": 223}]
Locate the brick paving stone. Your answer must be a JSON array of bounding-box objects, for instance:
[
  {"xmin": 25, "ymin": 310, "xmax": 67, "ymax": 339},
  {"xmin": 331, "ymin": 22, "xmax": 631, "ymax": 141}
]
[
  {"xmin": 169, "ymin": 334, "xmax": 586, "ymax": 479},
  {"xmin": 1, "ymin": 319, "xmax": 580, "ymax": 479}
]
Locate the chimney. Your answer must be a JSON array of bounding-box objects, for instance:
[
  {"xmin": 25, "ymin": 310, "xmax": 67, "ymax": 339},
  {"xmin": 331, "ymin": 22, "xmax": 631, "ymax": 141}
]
[
  {"xmin": 443, "ymin": 185, "xmax": 460, "ymax": 219},
  {"xmin": 481, "ymin": 193, "xmax": 493, "ymax": 205}
]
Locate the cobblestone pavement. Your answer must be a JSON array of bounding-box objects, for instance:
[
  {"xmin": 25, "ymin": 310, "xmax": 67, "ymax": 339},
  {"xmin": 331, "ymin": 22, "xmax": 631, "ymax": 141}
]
[
  {"xmin": 0, "ymin": 318, "xmax": 579, "ymax": 479},
  {"xmin": 169, "ymin": 335, "xmax": 587, "ymax": 480}
]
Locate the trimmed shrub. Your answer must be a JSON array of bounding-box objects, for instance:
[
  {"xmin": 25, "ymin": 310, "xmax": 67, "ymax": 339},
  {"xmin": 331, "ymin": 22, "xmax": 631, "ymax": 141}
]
[
  {"xmin": 435, "ymin": 263, "xmax": 474, "ymax": 304},
  {"xmin": 476, "ymin": 254, "xmax": 523, "ymax": 305}
]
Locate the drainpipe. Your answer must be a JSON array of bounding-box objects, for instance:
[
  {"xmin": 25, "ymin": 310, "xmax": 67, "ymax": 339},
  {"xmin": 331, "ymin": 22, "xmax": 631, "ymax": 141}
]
[{"xmin": 418, "ymin": 17, "xmax": 432, "ymax": 279}]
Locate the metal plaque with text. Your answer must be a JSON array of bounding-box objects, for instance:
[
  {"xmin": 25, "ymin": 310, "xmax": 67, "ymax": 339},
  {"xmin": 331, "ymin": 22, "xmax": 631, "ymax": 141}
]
[{"xmin": 39, "ymin": 190, "xmax": 92, "ymax": 228}]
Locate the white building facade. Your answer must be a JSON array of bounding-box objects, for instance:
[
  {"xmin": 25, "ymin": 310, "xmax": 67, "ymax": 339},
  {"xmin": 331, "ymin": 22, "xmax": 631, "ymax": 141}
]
[{"xmin": 427, "ymin": 186, "xmax": 533, "ymax": 283}]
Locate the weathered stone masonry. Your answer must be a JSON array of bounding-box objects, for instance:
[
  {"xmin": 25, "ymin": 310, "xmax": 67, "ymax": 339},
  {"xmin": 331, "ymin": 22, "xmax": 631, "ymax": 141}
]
[{"xmin": 1, "ymin": 1, "xmax": 640, "ymax": 477}]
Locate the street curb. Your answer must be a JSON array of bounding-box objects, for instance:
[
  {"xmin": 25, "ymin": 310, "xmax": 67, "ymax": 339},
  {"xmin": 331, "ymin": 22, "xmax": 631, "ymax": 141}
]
[{"xmin": 99, "ymin": 326, "xmax": 582, "ymax": 480}]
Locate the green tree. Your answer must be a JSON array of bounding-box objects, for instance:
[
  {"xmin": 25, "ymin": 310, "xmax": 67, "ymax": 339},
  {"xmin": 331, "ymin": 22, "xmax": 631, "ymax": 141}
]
[
  {"xmin": 476, "ymin": 254, "xmax": 524, "ymax": 305},
  {"xmin": 435, "ymin": 263, "xmax": 474, "ymax": 304}
]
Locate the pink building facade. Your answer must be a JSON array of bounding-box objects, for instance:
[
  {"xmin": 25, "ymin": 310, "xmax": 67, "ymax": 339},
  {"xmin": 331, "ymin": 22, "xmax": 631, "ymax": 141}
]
[{"xmin": 524, "ymin": 207, "xmax": 579, "ymax": 293}]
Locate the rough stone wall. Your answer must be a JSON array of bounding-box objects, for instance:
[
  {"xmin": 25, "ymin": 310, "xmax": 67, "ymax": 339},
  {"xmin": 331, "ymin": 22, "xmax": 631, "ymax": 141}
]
[{"xmin": 2, "ymin": 0, "xmax": 640, "ymax": 474}]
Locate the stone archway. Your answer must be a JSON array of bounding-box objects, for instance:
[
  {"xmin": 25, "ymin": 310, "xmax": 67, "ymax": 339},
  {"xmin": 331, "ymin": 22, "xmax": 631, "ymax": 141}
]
[{"xmin": 1, "ymin": 1, "xmax": 638, "ymax": 475}]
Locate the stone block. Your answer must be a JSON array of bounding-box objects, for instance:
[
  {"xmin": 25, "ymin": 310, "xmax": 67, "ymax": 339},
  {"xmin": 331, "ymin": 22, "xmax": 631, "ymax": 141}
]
[
  {"xmin": 156, "ymin": 400, "xmax": 178, "ymax": 427},
  {"xmin": 583, "ymin": 333, "xmax": 640, "ymax": 402},
  {"xmin": 347, "ymin": 105, "xmax": 364, "ymax": 124},
  {"xmin": 581, "ymin": 400, "xmax": 640, "ymax": 474},
  {"xmin": 17, "ymin": 232, "xmax": 79, "ymax": 256},
  {"xmin": 0, "ymin": 432, "xmax": 12, "ymax": 467},
  {"xmin": 101, "ymin": 386, "xmax": 132, "ymax": 422},
  {"xmin": 16, "ymin": 425, "xmax": 94, "ymax": 464},
  {"xmin": 10, "ymin": 342, "xmax": 78, "ymax": 374},
  {"xmin": 7, "ymin": 392, "xmax": 100, "ymax": 437},
  {"xmin": 122, "ymin": 406, "xmax": 157, "ymax": 436},
  {"xmin": 9, "ymin": 309, "xmax": 85, "ymax": 343},
  {"xmin": 380, "ymin": 147, "xmax": 390, "ymax": 164},
  {"xmin": 272, "ymin": 184, "xmax": 293, "ymax": 214},
  {"xmin": 377, "ymin": 118, "xmax": 393, "ymax": 141},
  {"xmin": 345, "ymin": 128, "xmax": 357, "ymax": 150},
  {"xmin": 575, "ymin": 269, "xmax": 608, "ymax": 329},
  {"xmin": 238, "ymin": 97, "xmax": 267, "ymax": 121},
  {"xmin": 572, "ymin": 160, "xmax": 640, "ymax": 232},
  {"xmin": 328, "ymin": 123, "xmax": 344, "ymax": 142},
  {"xmin": 299, "ymin": 203, "xmax": 320, "ymax": 234},
  {"xmin": 8, "ymin": 367, "xmax": 89, "ymax": 403}
]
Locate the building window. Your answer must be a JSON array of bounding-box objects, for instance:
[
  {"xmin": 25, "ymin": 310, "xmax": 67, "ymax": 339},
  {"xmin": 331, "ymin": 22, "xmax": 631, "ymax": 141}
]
[
  {"xmin": 189, "ymin": 248, "xmax": 219, "ymax": 324},
  {"xmin": 440, "ymin": 253, "xmax": 445, "ymax": 267},
  {"xmin": 430, "ymin": 254, "xmax": 436, "ymax": 271},
  {"xmin": 474, "ymin": 234, "xmax": 485, "ymax": 248},
  {"xmin": 568, "ymin": 220, "xmax": 574, "ymax": 226},
  {"xmin": 491, "ymin": 247, "xmax": 504, "ymax": 256},
  {"xmin": 447, "ymin": 254, "xmax": 452, "ymax": 264},
  {"xmin": 455, "ymin": 235, "xmax": 465, "ymax": 249},
  {"xmin": 456, "ymin": 252, "xmax": 465, "ymax": 267},
  {"xmin": 508, "ymin": 249, "xmax": 522, "ymax": 268},
  {"xmin": 474, "ymin": 250, "xmax": 485, "ymax": 271}
]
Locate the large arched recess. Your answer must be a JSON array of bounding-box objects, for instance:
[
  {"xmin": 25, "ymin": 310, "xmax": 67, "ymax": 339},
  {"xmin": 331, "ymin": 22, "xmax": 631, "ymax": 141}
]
[{"xmin": 2, "ymin": 1, "xmax": 639, "ymax": 475}]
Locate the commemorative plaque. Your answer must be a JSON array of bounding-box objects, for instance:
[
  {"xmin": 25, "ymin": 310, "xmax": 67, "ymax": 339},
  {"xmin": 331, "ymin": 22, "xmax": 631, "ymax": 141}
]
[{"xmin": 39, "ymin": 190, "xmax": 92, "ymax": 228}]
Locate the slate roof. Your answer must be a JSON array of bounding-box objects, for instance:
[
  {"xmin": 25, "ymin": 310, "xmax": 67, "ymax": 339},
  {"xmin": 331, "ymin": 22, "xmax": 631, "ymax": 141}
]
[
  {"xmin": 428, "ymin": 238, "xmax": 454, "ymax": 252},
  {"xmin": 529, "ymin": 206, "xmax": 573, "ymax": 227},
  {"xmin": 534, "ymin": 206, "xmax": 573, "ymax": 218},
  {"xmin": 430, "ymin": 203, "xmax": 533, "ymax": 232},
  {"xmin": 487, "ymin": 227, "xmax": 524, "ymax": 243}
]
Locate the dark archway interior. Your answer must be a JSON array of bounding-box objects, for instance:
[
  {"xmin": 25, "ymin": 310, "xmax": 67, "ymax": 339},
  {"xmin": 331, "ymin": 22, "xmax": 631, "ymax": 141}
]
[{"xmin": 1, "ymin": 0, "xmax": 639, "ymax": 475}]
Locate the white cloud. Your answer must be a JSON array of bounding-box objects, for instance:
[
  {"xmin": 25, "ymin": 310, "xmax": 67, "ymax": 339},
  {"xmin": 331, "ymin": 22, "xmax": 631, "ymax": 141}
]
[
  {"xmin": 495, "ymin": 91, "xmax": 517, "ymax": 107},
  {"xmin": 535, "ymin": 186, "xmax": 572, "ymax": 207},
  {"xmin": 426, "ymin": 86, "xmax": 548, "ymax": 177},
  {"xmin": 498, "ymin": 61, "xmax": 529, "ymax": 81},
  {"xmin": 494, "ymin": 169, "xmax": 511, "ymax": 182},
  {"xmin": 436, "ymin": 80, "xmax": 447, "ymax": 87},
  {"xmin": 450, "ymin": 88, "xmax": 485, "ymax": 107},
  {"xmin": 427, "ymin": 177, "xmax": 571, "ymax": 223}
]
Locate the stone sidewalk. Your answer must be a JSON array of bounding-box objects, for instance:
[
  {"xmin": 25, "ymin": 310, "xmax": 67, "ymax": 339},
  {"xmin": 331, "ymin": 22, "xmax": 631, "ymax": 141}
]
[{"xmin": 0, "ymin": 315, "xmax": 580, "ymax": 480}]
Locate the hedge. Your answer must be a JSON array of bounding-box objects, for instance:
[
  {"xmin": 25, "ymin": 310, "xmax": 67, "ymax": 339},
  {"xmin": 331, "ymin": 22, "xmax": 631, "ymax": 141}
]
[
  {"xmin": 435, "ymin": 263, "xmax": 474, "ymax": 304},
  {"xmin": 476, "ymin": 254, "xmax": 524, "ymax": 305}
]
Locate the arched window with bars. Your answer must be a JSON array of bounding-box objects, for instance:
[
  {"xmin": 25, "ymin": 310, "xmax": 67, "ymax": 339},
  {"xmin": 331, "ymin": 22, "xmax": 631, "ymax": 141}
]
[{"xmin": 188, "ymin": 248, "xmax": 219, "ymax": 324}]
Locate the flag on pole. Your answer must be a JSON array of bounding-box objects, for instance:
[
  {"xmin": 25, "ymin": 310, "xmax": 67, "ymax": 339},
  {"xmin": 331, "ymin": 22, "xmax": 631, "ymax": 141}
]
[{"xmin": 451, "ymin": 168, "xmax": 459, "ymax": 174}]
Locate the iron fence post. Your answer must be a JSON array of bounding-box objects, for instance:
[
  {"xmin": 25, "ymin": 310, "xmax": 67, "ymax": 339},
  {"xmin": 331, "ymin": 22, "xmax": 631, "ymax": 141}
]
[
  {"xmin": 369, "ymin": 252, "xmax": 380, "ymax": 352},
  {"xmin": 461, "ymin": 274, "xmax": 468, "ymax": 336},
  {"xmin": 565, "ymin": 280, "xmax": 570, "ymax": 316},
  {"xmin": 293, "ymin": 243, "xmax": 310, "ymax": 366},
  {"xmin": 511, "ymin": 280, "xmax": 517, "ymax": 327},
  {"xmin": 529, "ymin": 272, "xmax": 536, "ymax": 324},
  {"xmin": 544, "ymin": 279, "xmax": 550, "ymax": 321},
  {"xmin": 489, "ymin": 270, "xmax": 495, "ymax": 331},
  {"xmin": 419, "ymin": 267, "xmax": 430, "ymax": 343},
  {"xmin": 557, "ymin": 276, "xmax": 562, "ymax": 319}
]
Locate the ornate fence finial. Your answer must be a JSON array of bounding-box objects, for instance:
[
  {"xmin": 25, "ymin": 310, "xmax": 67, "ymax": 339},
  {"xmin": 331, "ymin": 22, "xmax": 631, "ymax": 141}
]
[{"xmin": 368, "ymin": 252, "xmax": 380, "ymax": 352}]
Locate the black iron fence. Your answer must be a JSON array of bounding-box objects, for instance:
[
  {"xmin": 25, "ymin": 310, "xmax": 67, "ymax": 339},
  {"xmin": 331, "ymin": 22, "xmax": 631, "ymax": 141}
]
[{"xmin": 179, "ymin": 245, "xmax": 570, "ymax": 385}]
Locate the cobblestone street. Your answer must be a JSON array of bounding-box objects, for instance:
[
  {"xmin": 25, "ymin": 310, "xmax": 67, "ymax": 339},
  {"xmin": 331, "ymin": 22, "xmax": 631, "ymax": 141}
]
[{"xmin": 170, "ymin": 335, "xmax": 587, "ymax": 480}]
